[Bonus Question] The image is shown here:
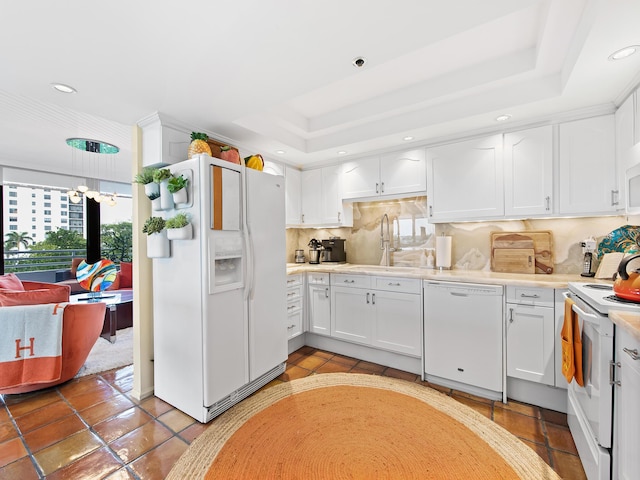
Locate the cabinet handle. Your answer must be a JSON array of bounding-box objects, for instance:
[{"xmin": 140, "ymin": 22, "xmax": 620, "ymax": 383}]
[
  {"xmin": 545, "ymin": 196, "xmax": 550, "ymax": 211},
  {"xmin": 301, "ymin": 214, "xmax": 305, "ymax": 223},
  {"xmin": 509, "ymin": 308, "xmax": 514, "ymax": 323},
  {"xmin": 520, "ymin": 293, "xmax": 540, "ymax": 299},
  {"xmin": 429, "ymin": 205, "xmax": 433, "ymax": 217},
  {"xmin": 610, "ymin": 360, "xmax": 622, "ymax": 386},
  {"xmin": 623, "ymin": 347, "xmax": 640, "ymax": 360},
  {"xmin": 287, "ymin": 324, "xmax": 296, "ymax": 330},
  {"xmin": 366, "ymin": 292, "xmax": 370, "ymax": 304},
  {"xmin": 376, "ymin": 182, "xmax": 379, "ymax": 194},
  {"xmin": 287, "ymin": 291, "xmax": 296, "ymax": 297},
  {"xmin": 372, "ymin": 293, "xmax": 376, "ymax": 305},
  {"xmin": 338, "ymin": 212, "xmax": 341, "ymax": 222},
  {"xmin": 325, "ymin": 287, "xmax": 329, "ymax": 298},
  {"xmin": 381, "ymin": 182, "xmax": 385, "ymax": 193},
  {"xmin": 388, "ymin": 282, "xmax": 401, "ymax": 286},
  {"xmin": 287, "ymin": 305, "xmax": 296, "ymax": 311},
  {"xmin": 344, "ymin": 279, "xmax": 355, "ymax": 284},
  {"xmin": 612, "ymin": 190, "xmax": 620, "ymax": 206}
]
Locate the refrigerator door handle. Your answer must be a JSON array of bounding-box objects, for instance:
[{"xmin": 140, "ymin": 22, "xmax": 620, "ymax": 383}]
[{"xmin": 244, "ymin": 227, "xmax": 255, "ymax": 301}]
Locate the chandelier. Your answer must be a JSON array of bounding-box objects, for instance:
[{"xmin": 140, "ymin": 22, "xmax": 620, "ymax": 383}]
[{"xmin": 66, "ymin": 138, "xmax": 119, "ymax": 206}]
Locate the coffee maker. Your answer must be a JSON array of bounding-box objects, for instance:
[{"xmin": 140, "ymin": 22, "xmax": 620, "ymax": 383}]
[
  {"xmin": 308, "ymin": 239, "xmax": 322, "ymax": 264},
  {"xmin": 321, "ymin": 238, "xmax": 347, "ymax": 263}
]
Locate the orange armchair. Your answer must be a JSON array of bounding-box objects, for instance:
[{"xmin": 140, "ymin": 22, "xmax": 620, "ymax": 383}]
[{"xmin": 0, "ymin": 302, "xmax": 106, "ymax": 394}]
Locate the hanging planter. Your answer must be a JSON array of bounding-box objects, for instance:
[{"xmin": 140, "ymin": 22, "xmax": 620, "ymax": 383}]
[
  {"xmin": 153, "ymin": 168, "xmax": 174, "ymax": 211},
  {"xmin": 144, "ymin": 182, "xmax": 160, "ymax": 198},
  {"xmin": 134, "ymin": 167, "xmax": 159, "ymax": 198},
  {"xmin": 143, "ymin": 217, "xmax": 170, "ymax": 258},
  {"xmin": 168, "ymin": 174, "xmax": 189, "ymax": 205},
  {"xmin": 167, "ymin": 223, "xmax": 192, "ymax": 240},
  {"xmin": 151, "ymin": 196, "xmax": 162, "ymax": 211}
]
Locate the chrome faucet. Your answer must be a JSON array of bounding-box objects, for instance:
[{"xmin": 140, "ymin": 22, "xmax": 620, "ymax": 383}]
[{"xmin": 380, "ymin": 213, "xmax": 392, "ymax": 266}]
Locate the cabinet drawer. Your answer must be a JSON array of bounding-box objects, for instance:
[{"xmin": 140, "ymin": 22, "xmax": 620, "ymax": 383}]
[
  {"xmin": 286, "ymin": 298, "xmax": 302, "ymax": 314},
  {"xmin": 373, "ymin": 276, "xmax": 421, "ymax": 294},
  {"xmin": 287, "ymin": 310, "xmax": 303, "ymax": 339},
  {"xmin": 308, "ymin": 272, "xmax": 330, "ymax": 285},
  {"xmin": 331, "ymin": 274, "xmax": 371, "ymax": 289},
  {"xmin": 286, "ymin": 274, "xmax": 303, "ymax": 288},
  {"xmin": 506, "ymin": 286, "xmax": 554, "ymax": 307},
  {"xmin": 287, "ymin": 285, "xmax": 303, "ymax": 302},
  {"xmin": 618, "ymin": 328, "xmax": 640, "ymax": 376}
]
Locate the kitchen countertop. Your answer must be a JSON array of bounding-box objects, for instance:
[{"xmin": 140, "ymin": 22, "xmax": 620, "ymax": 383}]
[
  {"xmin": 609, "ymin": 310, "xmax": 640, "ymax": 342},
  {"xmin": 286, "ymin": 263, "xmax": 601, "ymax": 289}
]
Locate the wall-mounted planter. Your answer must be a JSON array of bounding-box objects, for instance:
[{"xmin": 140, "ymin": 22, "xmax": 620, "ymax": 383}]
[
  {"xmin": 151, "ymin": 196, "xmax": 162, "ymax": 211},
  {"xmin": 146, "ymin": 231, "xmax": 170, "ymax": 258},
  {"xmin": 159, "ymin": 179, "xmax": 175, "ymax": 210},
  {"xmin": 172, "ymin": 188, "xmax": 188, "ymax": 205},
  {"xmin": 167, "ymin": 223, "xmax": 192, "ymax": 241},
  {"xmin": 144, "ymin": 182, "xmax": 160, "ymax": 198}
]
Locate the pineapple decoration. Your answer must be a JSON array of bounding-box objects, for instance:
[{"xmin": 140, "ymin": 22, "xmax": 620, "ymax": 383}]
[
  {"xmin": 244, "ymin": 154, "xmax": 264, "ymax": 171},
  {"xmin": 187, "ymin": 132, "xmax": 212, "ymax": 159}
]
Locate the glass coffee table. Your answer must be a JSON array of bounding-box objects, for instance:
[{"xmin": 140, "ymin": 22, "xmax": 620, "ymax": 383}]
[{"xmin": 71, "ymin": 291, "xmax": 133, "ymax": 343}]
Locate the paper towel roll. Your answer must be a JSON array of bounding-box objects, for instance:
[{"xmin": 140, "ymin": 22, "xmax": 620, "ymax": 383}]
[{"xmin": 436, "ymin": 236, "xmax": 452, "ymax": 269}]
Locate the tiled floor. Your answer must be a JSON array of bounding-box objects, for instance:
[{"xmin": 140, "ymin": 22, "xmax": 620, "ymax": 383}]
[{"xmin": 0, "ymin": 346, "xmax": 587, "ymax": 479}]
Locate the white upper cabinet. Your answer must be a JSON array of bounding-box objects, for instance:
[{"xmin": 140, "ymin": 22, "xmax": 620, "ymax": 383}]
[
  {"xmin": 379, "ymin": 149, "xmax": 427, "ymax": 196},
  {"xmin": 558, "ymin": 115, "xmax": 620, "ymax": 214},
  {"xmin": 301, "ymin": 169, "xmax": 323, "ymax": 225},
  {"xmin": 503, "ymin": 126, "xmax": 553, "ymax": 217},
  {"xmin": 341, "ymin": 149, "xmax": 426, "ymax": 200},
  {"xmin": 285, "ymin": 166, "xmax": 302, "ymax": 226},
  {"xmin": 427, "ymin": 134, "xmax": 504, "ymax": 222},
  {"xmin": 301, "ymin": 166, "xmax": 353, "ymax": 227}
]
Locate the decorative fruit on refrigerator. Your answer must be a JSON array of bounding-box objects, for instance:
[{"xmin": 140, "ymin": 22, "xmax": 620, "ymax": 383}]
[
  {"xmin": 244, "ymin": 154, "xmax": 264, "ymax": 171},
  {"xmin": 188, "ymin": 132, "xmax": 212, "ymax": 159},
  {"xmin": 220, "ymin": 145, "xmax": 241, "ymax": 165}
]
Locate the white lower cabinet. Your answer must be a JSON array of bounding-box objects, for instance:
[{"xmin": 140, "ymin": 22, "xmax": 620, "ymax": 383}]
[
  {"xmin": 307, "ymin": 273, "xmax": 331, "ymax": 336},
  {"xmin": 331, "ymin": 274, "xmax": 421, "ymax": 357},
  {"xmin": 286, "ymin": 274, "xmax": 303, "ymax": 339},
  {"xmin": 614, "ymin": 327, "xmax": 640, "ymax": 480}
]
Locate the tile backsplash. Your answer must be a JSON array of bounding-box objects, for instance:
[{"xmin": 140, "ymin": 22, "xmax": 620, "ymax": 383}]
[{"xmin": 287, "ymin": 197, "xmax": 640, "ymax": 274}]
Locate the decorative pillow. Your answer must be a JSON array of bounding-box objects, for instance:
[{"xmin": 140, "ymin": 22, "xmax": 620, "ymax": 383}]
[
  {"xmin": 76, "ymin": 259, "xmax": 118, "ymax": 292},
  {"xmin": 0, "ymin": 284, "xmax": 70, "ymax": 306},
  {"xmin": 106, "ymin": 273, "xmax": 121, "ymax": 291},
  {"xmin": 119, "ymin": 262, "xmax": 132, "ymax": 288},
  {"xmin": 0, "ymin": 273, "xmax": 25, "ymax": 291}
]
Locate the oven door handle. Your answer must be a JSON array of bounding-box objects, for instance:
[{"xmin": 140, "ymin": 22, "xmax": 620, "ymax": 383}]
[{"xmin": 563, "ymin": 291, "xmax": 601, "ymax": 325}]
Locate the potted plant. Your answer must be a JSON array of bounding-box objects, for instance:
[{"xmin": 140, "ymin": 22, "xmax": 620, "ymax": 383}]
[
  {"xmin": 153, "ymin": 168, "xmax": 174, "ymax": 210},
  {"xmin": 167, "ymin": 174, "xmax": 189, "ymax": 205},
  {"xmin": 148, "ymin": 190, "xmax": 162, "ymax": 211},
  {"xmin": 142, "ymin": 216, "xmax": 169, "ymax": 258},
  {"xmin": 166, "ymin": 212, "xmax": 192, "ymax": 240},
  {"xmin": 133, "ymin": 167, "xmax": 159, "ymax": 198}
]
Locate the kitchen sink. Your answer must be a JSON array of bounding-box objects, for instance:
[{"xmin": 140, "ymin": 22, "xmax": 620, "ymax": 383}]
[{"xmin": 339, "ymin": 265, "xmax": 418, "ymax": 273}]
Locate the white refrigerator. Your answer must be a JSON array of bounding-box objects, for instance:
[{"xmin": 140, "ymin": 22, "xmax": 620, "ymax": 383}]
[{"xmin": 152, "ymin": 154, "xmax": 287, "ymax": 423}]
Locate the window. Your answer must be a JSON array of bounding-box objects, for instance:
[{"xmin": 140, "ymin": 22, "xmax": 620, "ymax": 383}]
[
  {"xmin": 44, "ymin": 210, "xmax": 51, "ymax": 215},
  {"xmin": 44, "ymin": 226, "xmax": 51, "ymax": 231},
  {"xmin": 61, "ymin": 211, "xmax": 67, "ymax": 216},
  {"xmin": 61, "ymin": 196, "xmax": 67, "ymax": 201},
  {"xmin": 31, "ymin": 225, "xmax": 36, "ymax": 230},
  {"xmin": 32, "ymin": 217, "xmax": 36, "ymax": 222},
  {"xmin": 10, "ymin": 225, "xmax": 17, "ymax": 231},
  {"xmin": 31, "ymin": 209, "xmax": 35, "ymax": 214},
  {"xmin": 44, "ymin": 218, "xmax": 51, "ymax": 223},
  {"xmin": 9, "ymin": 200, "xmax": 17, "ymax": 205},
  {"xmin": 31, "ymin": 193, "xmax": 36, "ymax": 198},
  {"xmin": 44, "ymin": 202, "xmax": 51, "ymax": 207},
  {"xmin": 9, "ymin": 217, "xmax": 17, "ymax": 222},
  {"xmin": 44, "ymin": 194, "xmax": 51, "ymax": 200},
  {"xmin": 8, "ymin": 191, "xmax": 17, "ymax": 197},
  {"xmin": 31, "ymin": 201, "xmax": 35, "ymax": 206},
  {"xmin": 61, "ymin": 218, "xmax": 67, "ymax": 224},
  {"xmin": 9, "ymin": 208, "xmax": 17, "ymax": 213}
]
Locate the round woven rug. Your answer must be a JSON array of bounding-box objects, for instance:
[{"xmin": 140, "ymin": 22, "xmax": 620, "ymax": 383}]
[{"xmin": 168, "ymin": 373, "xmax": 560, "ymax": 480}]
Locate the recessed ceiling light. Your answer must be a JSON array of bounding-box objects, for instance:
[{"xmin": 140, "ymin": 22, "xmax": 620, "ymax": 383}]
[
  {"xmin": 337, "ymin": 151, "xmax": 348, "ymax": 155},
  {"xmin": 608, "ymin": 46, "xmax": 639, "ymax": 61},
  {"xmin": 403, "ymin": 136, "xmax": 414, "ymax": 141},
  {"xmin": 495, "ymin": 114, "xmax": 512, "ymax": 122},
  {"xmin": 51, "ymin": 83, "xmax": 77, "ymax": 94},
  {"xmin": 352, "ymin": 57, "xmax": 366, "ymax": 68},
  {"xmin": 275, "ymin": 150, "xmax": 286, "ymax": 155}
]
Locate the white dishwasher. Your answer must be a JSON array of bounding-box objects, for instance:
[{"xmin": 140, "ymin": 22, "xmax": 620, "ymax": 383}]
[{"xmin": 423, "ymin": 281, "xmax": 504, "ymax": 400}]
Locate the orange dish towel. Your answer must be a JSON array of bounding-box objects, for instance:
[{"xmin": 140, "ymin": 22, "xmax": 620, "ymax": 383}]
[{"xmin": 561, "ymin": 297, "xmax": 584, "ymax": 386}]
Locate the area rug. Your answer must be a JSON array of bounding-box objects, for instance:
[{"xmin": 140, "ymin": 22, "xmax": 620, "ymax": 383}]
[
  {"xmin": 75, "ymin": 327, "xmax": 133, "ymax": 377},
  {"xmin": 167, "ymin": 373, "xmax": 560, "ymax": 480}
]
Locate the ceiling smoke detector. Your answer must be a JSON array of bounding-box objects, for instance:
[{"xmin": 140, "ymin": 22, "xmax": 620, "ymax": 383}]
[{"xmin": 352, "ymin": 57, "xmax": 367, "ymax": 68}]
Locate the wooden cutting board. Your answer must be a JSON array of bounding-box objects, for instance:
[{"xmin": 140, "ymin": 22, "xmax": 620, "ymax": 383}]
[{"xmin": 491, "ymin": 231, "xmax": 554, "ymax": 274}]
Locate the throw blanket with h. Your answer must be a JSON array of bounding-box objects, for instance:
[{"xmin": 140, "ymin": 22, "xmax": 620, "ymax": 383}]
[{"xmin": 0, "ymin": 303, "xmax": 66, "ymax": 388}]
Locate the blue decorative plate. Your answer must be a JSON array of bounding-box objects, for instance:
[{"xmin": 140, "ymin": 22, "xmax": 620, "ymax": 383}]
[{"xmin": 597, "ymin": 225, "xmax": 640, "ymax": 258}]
